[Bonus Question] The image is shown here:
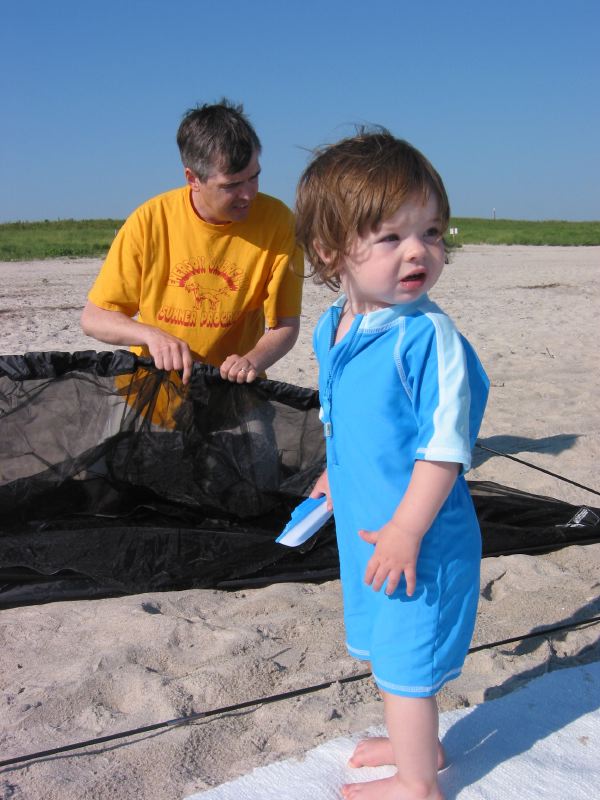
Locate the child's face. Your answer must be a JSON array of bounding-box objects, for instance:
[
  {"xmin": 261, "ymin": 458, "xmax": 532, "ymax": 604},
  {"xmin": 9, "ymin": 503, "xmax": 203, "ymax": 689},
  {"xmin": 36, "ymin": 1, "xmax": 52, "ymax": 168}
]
[{"xmin": 339, "ymin": 194, "xmax": 445, "ymax": 313}]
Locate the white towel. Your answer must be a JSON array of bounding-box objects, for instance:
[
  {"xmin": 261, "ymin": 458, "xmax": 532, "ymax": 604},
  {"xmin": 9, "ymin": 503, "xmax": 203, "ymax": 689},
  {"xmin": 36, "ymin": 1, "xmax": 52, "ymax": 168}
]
[{"xmin": 185, "ymin": 661, "xmax": 600, "ymax": 799}]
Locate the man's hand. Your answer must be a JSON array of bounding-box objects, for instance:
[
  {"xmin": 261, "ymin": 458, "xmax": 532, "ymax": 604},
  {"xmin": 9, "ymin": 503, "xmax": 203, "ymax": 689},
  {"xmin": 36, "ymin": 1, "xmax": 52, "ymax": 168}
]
[
  {"xmin": 219, "ymin": 354, "xmax": 258, "ymax": 383},
  {"xmin": 309, "ymin": 468, "xmax": 333, "ymax": 511},
  {"xmin": 81, "ymin": 301, "xmax": 194, "ymax": 384},
  {"xmin": 219, "ymin": 317, "xmax": 300, "ymax": 383},
  {"xmin": 143, "ymin": 327, "xmax": 194, "ymax": 385},
  {"xmin": 359, "ymin": 521, "xmax": 421, "ymax": 597}
]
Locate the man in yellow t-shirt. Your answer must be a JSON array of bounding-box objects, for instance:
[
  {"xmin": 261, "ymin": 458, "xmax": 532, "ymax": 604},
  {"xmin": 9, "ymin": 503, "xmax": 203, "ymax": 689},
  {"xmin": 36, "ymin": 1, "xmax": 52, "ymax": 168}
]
[{"xmin": 81, "ymin": 100, "xmax": 303, "ymax": 385}]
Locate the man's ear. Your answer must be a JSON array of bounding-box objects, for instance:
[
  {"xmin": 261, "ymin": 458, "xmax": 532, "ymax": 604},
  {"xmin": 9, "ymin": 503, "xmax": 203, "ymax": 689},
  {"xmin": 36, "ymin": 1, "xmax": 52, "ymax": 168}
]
[{"xmin": 184, "ymin": 167, "xmax": 202, "ymax": 190}]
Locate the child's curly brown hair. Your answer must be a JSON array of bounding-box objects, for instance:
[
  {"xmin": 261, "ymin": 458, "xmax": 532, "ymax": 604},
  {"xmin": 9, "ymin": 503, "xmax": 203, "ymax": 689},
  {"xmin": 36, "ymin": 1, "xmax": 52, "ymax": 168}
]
[{"xmin": 295, "ymin": 128, "xmax": 450, "ymax": 289}]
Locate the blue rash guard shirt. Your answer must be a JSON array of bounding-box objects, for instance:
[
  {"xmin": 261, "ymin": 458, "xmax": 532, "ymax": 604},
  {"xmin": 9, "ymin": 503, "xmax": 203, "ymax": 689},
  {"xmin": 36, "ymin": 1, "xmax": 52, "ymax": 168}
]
[{"xmin": 313, "ymin": 294, "xmax": 489, "ymax": 696}]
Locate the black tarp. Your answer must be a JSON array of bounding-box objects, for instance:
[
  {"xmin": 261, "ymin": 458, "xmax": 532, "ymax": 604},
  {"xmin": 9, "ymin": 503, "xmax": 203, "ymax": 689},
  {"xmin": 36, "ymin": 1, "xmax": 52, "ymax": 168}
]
[{"xmin": 1, "ymin": 351, "xmax": 598, "ymax": 607}]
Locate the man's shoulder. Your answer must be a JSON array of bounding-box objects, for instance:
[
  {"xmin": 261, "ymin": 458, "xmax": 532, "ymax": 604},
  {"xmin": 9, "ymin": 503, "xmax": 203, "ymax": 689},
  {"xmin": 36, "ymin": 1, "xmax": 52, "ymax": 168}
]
[
  {"xmin": 251, "ymin": 193, "xmax": 294, "ymax": 225},
  {"xmin": 130, "ymin": 186, "xmax": 188, "ymax": 219}
]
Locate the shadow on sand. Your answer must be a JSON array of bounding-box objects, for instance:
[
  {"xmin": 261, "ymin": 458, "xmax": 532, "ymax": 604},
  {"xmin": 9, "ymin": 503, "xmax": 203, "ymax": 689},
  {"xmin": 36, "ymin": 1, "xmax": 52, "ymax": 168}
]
[
  {"xmin": 441, "ymin": 599, "xmax": 600, "ymax": 797},
  {"xmin": 472, "ymin": 433, "xmax": 580, "ymax": 470}
]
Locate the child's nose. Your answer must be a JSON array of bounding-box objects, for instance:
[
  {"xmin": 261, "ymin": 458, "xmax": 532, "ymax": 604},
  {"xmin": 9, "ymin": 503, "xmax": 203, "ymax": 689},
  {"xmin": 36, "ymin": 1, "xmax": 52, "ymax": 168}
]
[{"xmin": 404, "ymin": 235, "xmax": 427, "ymax": 260}]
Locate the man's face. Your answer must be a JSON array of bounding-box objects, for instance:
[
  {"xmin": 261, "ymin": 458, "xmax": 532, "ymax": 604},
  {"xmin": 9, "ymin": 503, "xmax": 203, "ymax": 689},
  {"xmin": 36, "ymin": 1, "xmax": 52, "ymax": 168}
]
[{"xmin": 186, "ymin": 150, "xmax": 261, "ymax": 224}]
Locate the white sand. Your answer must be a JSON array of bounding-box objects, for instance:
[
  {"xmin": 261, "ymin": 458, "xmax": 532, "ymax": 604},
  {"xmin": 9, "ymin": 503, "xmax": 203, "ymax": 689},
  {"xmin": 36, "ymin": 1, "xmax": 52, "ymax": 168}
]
[{"xmin": 1, "ymin": 246, "xmax": 599, "ymax": 800}]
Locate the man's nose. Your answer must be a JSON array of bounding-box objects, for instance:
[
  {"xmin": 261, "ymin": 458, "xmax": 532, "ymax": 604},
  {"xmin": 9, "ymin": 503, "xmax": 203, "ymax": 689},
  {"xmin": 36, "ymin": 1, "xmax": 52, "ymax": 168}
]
[{"xmin": 238, "ymin": 181, "xmax": 257, "ymax": 202}]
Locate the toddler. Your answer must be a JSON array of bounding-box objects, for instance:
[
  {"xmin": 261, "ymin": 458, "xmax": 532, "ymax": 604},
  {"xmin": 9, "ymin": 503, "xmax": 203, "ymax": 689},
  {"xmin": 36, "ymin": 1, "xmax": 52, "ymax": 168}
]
[{"xmin": 295, "ymin": 131, "xmax": 489, "ymax": 800}]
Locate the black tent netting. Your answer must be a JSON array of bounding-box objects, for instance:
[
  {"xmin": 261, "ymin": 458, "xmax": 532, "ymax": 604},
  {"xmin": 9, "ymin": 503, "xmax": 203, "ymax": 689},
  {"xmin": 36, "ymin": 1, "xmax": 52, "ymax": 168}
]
[{"xmin": 1, "ymin": 351, "xmax": 598, "ymax": 608}]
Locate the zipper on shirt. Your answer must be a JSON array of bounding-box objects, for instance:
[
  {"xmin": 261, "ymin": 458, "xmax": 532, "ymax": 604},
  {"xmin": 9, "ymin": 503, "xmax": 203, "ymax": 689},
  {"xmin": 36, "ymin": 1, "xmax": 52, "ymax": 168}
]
[
  {"xmin": 322, "ymin": 308, "xmax": 361, "ymax": 465},
  {"xmin": 318, "ymin": 306, "xmax": 338, "ymax": 443}
]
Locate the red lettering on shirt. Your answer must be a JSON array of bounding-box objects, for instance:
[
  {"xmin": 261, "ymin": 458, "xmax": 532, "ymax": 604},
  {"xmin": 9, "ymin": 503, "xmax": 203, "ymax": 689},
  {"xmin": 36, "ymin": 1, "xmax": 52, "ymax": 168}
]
[{"xmin": 157, "ymin": 306, "xmax": 198, "ymax": 327}]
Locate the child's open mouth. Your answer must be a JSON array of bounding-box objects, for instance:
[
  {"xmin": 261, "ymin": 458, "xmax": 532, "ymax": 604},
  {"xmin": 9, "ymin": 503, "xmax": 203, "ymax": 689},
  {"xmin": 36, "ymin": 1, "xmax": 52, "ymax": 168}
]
[{"xmin": 401, "ymin": 270, "xmax": 426, "ymax": 285}]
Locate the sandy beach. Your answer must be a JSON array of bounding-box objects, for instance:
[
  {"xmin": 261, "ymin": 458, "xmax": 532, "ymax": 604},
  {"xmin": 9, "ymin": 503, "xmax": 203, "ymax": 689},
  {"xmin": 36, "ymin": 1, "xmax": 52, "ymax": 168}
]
[{"xmin": 1, "ymin": 245, "xmax": 599, "ymax": 800}]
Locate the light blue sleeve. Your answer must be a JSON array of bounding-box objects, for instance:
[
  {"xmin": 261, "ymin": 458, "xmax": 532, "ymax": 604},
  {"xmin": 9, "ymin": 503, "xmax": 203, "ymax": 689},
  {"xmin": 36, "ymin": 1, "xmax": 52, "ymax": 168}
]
[{"xmin": 397, "ymin": 312, "xmax": 489, "ymax": 472}]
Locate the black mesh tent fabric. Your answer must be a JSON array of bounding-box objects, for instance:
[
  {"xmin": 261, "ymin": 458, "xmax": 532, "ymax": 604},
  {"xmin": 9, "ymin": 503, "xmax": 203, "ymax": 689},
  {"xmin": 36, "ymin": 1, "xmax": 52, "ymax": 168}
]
[{"xmin": 1, "ymin": 351, "xmax": 598, "ymax": 607}]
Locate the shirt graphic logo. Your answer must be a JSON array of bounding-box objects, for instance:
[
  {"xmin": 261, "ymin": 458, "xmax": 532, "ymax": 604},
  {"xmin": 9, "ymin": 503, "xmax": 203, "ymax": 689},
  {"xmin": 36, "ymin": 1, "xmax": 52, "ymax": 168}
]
[{"xmin": 157, "ymin": 257, "xmax": 243, "ymax": 328}]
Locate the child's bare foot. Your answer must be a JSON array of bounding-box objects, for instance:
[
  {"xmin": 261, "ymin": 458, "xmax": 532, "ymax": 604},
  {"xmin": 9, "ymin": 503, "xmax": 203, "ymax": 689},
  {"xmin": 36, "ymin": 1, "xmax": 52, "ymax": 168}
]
[
  {"xmin": 348, "ymin": 737, "xmax": 446, "ymax": 771},
  {"xmin": 341, "ymin": 774, "xmax": 444, "ymax": 800}
]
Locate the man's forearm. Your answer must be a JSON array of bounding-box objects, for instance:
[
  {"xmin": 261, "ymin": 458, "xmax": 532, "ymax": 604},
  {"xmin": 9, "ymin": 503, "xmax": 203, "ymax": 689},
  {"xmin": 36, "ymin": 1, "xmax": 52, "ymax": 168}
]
[
  {"xmin": 80, "ymin": 301, "xmax": 150, "ymax": 346},
  {"xmin": 81, "ymin": 301, "xmax": 194, "ymax": 382},
  {"xmin": 244, "ymin": 316, "xmax": 300, "ymax": 373}
]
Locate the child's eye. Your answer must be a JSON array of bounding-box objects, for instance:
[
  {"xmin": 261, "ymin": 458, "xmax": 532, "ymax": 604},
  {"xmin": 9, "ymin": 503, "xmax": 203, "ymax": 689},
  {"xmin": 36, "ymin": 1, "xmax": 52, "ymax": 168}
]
[
  {"xmin": 424, "ymin": 227, "xmax": 441, "ymax": 241},
  {"xmin": 377, "ymin": 233, "xmax": 399, "ymax": 243}
]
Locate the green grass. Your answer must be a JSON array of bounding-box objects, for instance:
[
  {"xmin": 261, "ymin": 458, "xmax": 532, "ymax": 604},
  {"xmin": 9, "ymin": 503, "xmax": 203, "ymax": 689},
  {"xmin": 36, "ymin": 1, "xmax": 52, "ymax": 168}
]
[
  {"xmin": 1, "ymin": 216, "xmax": 599, "ymax": 261},
  {"xmin": 0, "ymin": 219, "xmax": 124, "ymax": 261},
  {"xmin": 447, "ymin": 218, "xmax": 600, "ymax": 246}
]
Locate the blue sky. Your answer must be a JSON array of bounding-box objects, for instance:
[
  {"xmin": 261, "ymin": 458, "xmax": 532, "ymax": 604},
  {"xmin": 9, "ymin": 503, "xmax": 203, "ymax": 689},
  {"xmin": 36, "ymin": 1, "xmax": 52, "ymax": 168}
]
[{"xmin": 1, "ymin": 0, "xmax": 598, "ymax": 222}]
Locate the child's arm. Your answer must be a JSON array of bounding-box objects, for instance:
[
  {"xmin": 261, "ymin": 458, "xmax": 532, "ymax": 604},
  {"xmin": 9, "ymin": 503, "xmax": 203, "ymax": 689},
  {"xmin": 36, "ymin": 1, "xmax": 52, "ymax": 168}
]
[
  {"xmin": 309, "ymin": 468, "xmax": 333, "ymax": 511},
  {"xmin": 359, "ymin": 460, "xmax": 459, "ymax": 597}
]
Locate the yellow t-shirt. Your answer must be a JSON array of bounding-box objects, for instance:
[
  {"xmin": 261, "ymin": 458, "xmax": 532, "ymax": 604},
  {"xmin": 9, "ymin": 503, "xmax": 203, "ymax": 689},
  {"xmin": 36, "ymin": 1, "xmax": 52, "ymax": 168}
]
[{"xmin": 88, "ymin": 188, "xmax": 303, "ymax": 366}]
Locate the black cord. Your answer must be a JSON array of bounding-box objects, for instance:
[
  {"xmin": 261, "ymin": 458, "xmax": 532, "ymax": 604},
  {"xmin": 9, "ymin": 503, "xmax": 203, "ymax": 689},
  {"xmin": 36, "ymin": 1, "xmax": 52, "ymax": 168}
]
[
  {"xmin": 2, "ymin": 613, "xmax": 599, "ymax": 770},
  {"xmin": 475, "ymin": 442, "xmax": 600, "ymax": 498},
  {"xmin": 468, "ymin": 614, "xmax": 600, "ymax": 652}
]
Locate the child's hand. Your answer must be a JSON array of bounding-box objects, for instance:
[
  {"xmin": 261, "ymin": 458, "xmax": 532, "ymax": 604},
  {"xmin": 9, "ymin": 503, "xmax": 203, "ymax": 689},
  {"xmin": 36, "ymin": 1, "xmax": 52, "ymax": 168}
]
[
  {"xmin": 359, "ymin": 461, "xmax": 459, "ymax": 597},
  {"xmin": 309, "ymin": 468, "xmax": 333, "ymax": 511},
  {"xmin": 359, "ymin": 520, "xmax": 421, "ymax": 596}
]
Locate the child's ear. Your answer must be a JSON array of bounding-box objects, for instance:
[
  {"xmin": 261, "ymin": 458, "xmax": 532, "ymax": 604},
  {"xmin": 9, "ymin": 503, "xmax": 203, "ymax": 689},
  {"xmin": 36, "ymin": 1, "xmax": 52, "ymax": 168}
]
[{"xmin": 313, "ymin": 240, "xmax": 334, "ymax": 265}]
